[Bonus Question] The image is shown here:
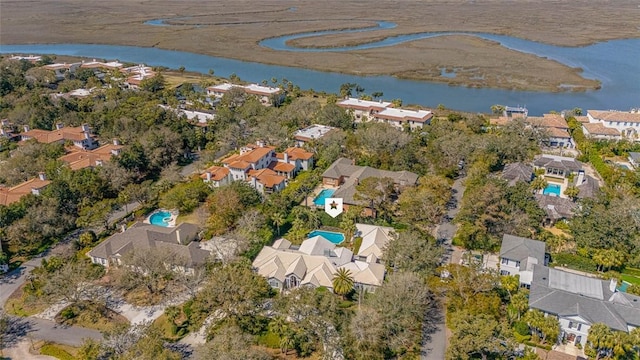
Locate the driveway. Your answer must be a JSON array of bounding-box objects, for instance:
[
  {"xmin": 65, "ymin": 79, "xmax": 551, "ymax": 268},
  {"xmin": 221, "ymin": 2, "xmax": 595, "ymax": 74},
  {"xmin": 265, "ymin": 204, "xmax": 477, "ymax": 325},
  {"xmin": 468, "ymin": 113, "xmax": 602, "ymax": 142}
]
[
  {"xmin": 421, "ymin": 177, "xmax": 465, "ymax": 360},
  {"xmin": 0, "ymin": 257, "xmax": 44, "ymax": 308},
  {"xmin": 2, "ymin": 315, "xmax": 102, "ymax": 349}
]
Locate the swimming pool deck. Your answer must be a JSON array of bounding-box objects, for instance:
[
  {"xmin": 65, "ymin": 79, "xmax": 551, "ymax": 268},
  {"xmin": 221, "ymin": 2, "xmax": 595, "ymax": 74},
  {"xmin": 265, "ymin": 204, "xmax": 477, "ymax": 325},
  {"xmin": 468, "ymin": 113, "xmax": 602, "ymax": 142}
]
[
  {"xmin": 304, "ymin": 184, "xmax": 338, "ymax": 207},
  {"xmin": 144, "ymin": 209, "xmax": 179, "ymax": 227}
]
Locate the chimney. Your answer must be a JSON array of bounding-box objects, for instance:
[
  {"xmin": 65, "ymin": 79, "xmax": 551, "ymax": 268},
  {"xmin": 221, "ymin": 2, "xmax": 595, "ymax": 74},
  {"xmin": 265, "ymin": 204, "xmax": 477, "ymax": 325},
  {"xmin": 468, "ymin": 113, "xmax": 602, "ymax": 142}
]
[
  {"xmin": 38, "ymin": 172, "xmax": 46, "ymax": 181},
  {"xmin": 111, "ymin": 148, "xmax": 121, "ymax": 156},
  {"xmin": 112, "ymin": 138, "xmax": 120, "ymax": 146},
  {"xmin": 84, "ymin": 132, "xmax": 90, "ymax": 140},
  {"xmin": 610, "ymin": 278, "xmax": 617, "ymax": 292},
  {"xmin": 206, "ymin": 172, "xmax": 212, "ymax": 181},
  {"xmin": 31, "ymin": 188, "xmax": 40, "ymax": 196},
  {"xmin": 252, "ymin": 176, "xmax": 258, "ymax": 189},
  {"xmin": 0, "ymin": 128, "xmax": 5, "ymax": 136},
  {"xmin": 96, "ymin": 159, "xmax": 104, "ymax": 167},
  {"xmin": 23, "ymin": 125, "xmax": 30, "ymax": 132},
  {"xmin": 56, "ymin": 123, "xmax": 63, "ymax": 130},
  {"xmin": 284, "ymin": 152, "xmax": 289, "ymax": 163},
  {"xmin": 81, "ymin": 124, "xmax": 89, "ymax": 132},
  {"xmin": 121, "ymin": 224, "xmax": 126, "ymax": 233},
  {"xmin": 176, "ymin": 229, "xmax": 182, "ymax": 244},
  {"xmin": 576, "ymin": 170, "xmax": 585, "ymax": 185}
]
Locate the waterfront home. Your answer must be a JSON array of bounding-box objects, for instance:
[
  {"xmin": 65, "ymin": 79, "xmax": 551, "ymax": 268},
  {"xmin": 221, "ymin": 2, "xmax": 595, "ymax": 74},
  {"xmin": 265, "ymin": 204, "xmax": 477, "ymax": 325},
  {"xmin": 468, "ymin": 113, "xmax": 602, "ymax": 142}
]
[
  {"xmin": 87, "ymin": 222, "xmax": 209, "ymax": 272},
  {"xmin": 120, "ymin": 64, "xmax": 156, "ymax": 89},
  {"xmin": 337, "ymin": 98, "xmax": 392, "ymax": 122},
  {"xmin": 10, "ymin": 55, "xmax": 42, "ymax": 63},
  {"xmin": 582, "ymin": 122, "xmax": 621, "ymax": 141},
  {"xmin": 58, "ymin": 139, "xmax": 123, "ymax": 170},
  {"xmin": 20, "ymin": 123, "xmax": 98, "ymax": 150},
  {"xmin": 80, "ymin": 59, "xmax": 123, "ymax": 71},
  {"xmin": 584, "ymin": 109, "xmax": 640, "ymax": 142},
  {"xmin": 498, "ymin": 234, "xmax": 547, "ymax": 287},
  {"xmin": 534, "ymin": 194, "xmax": 578, "ymax": 225},
  {"xmin": 252, "ymin": 236, "xmax": 386, "ymax": 292},
  {"xmin": 293, "ymin": 124, "xmax": 337, "ymax": 146},
  {"xmin": 533, "ymin": 154, "xmax": 599, "ymax": 199},
  {"xmin": 525, "ymin": 113, "xmax": 574, "ymax": 149},
  {"xmin": 372, "ymin": 107, "xmax": 433, "ymax": 130},
  {"xmin": 0, "ymin": 173, "xmax": 51, "ymax": 206},
  {"xmin": 43, "ymin": 62, "xmax": 82, "ymax": 80},
  {"xmin": 206, "ymin": 83, "xmax": 282, "ymax": 106},
  {"xmin": 322, "ymin": 158, "xmax": 418, "ymax": 217},
  {"xmin": 529, "ymin": 265, "xmax": 640, "ymax": 347},
  {"xmin": 200, "ymin": 166, "xmax": 231, "ymax": 188}
]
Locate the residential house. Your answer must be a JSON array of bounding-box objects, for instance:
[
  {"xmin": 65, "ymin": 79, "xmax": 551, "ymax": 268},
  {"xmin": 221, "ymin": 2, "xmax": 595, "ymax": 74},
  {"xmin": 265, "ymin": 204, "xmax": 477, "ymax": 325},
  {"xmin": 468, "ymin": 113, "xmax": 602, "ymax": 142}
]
[
  {"xmin": 43, "ymin": 62, "xmax": 82, "ymax": 80},
  {"xmin": 58, "ymin": 139, "xmax": 123, "ymax": 170},
  {"xmin": 80, "ymin": 59, "xmax": 123, "ymax": 71},
  {"xmin": 220, "ymin": 142, "xmax": 313, "ymax": 194},
  {"xmin": 529, "ymin": 265, "xmax": 640, "ymax": 347},
  {"xmin": 0, "ymin": 173, "xmax": 51, "ymax": 206},
  {"xmin": 0, "ymin": 119, "xmax": 19, "ymax": 144},
  {"xmin": 498, "ymin": 234, "xmax": 547, "ymax": 287},
  {"xmin": 501, "ymin": 162, "xmax": 534, "ymax": 186},
  {"xmin": 252, "ymin": 235, "xmax": 386, "ymax": 292},
  {"xmin": 337, "ymin": 98, "xmax": 392, "ymax": 122},
  {"xmin": 582, "ymin": 122, "xmax": 621, "ymax": 141},
  {"xmin": 200, "ymin": 166, "xmax": 231, "ymax": 188},
  {"xmin": 627, "ymin": 152, "xmax": 640, "ymax": 169},
  {"xmin": 372, "ymin": 107, "xmax": 433, "ymax": 130},
  {"xmin": 293, "ymin": 124, "xmax": 337, "ymax": 146},
  {"xmin": 525, "ymin": 113, "xmax": 574, "ymax": 149},
  {"xmin": 206, "ymin": 83, "xmax": 282, "ymax": 106},
  {"xmin": 10, "ymin": 55, "xmax": 42, "ymax": 63},
  {"xmin": 120, "ymin": 64, "xmax": 156, "ymax": 89},
  {"xmin": 584, "ymin": 109, "xmax": 640, "ymax": 141},
  {"xmin": 534, "ymin": 194, "xmax": 578, "ymax": 225},
  {"xmin": 533, "ymin": 154, "xmax": 599, "ymax": 199},
  {"xmin": 322, "ymin": 158, "xmax": 418, "ymax": 216},
  {"xmin": 354, "ymin": 224, "xmax": 396, "ymax": 263},
  {"xmin": 87, "ymin": 222, "xmax": 209, "ymax": 272},
  {"xmin": 20, "ymin": 123, "xmax": 98, "ymax": 150}
]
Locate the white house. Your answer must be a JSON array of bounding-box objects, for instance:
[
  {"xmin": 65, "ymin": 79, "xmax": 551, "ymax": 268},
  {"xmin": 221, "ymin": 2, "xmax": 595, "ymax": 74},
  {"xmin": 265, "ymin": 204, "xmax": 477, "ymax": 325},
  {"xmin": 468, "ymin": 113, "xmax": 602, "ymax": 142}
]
[
  {"xmin": 252, "ymin": 236, "xmax": 386, "ymax": 292},
  {"xmin": 206, "ymin": 83, "xmax": 282, "ymax": 106},
  {"xmin": 354, "ymin": 223, "xmax": 396, "ymax": 263},
  {"xmin": 585, "ymin": 109, "xmax": 640, "ymax": 142},
  {"xmin": 525, "ymin": 114, "xmax": 574, "ymax": 149},
  {"xmin": 200, "ymin": 165, "xmax": 231, "ymax": 188},
  {"xmin": 498, "ymin": 234, "xmax": 547, "ymax": 287},
  {"xmin": 337, "ymin": 98, "xmax": 392, "ymax": 122},
  {"xmin": 20, "ymin": 124, "xmax": 98, "ymax": 150},
  {"xmin": 529, "ymin": 265, "xmax": 640, "ymax": 347},
  {"xmin": 372, "ymin": 107, "xmax": 433, "ymax": 130},
  {"xmin": 293, "ymin": 124, "xmax": 337, "ymax": 146}
]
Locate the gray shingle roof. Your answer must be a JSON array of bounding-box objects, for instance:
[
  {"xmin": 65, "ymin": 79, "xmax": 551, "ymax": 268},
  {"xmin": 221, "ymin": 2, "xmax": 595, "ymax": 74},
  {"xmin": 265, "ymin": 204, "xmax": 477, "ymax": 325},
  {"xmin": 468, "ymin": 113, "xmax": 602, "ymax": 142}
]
[
  {"xmin": 529, "ymin": 266, "xmax": 640, "ymax": 331},
  {"xmin": 88, "ymin": 222, "xmax": 207, "ymax": 266},
  {"xmin": 534, "ymin": 194, "xmax": 577, "ymax": 220},
  {"xmin": 502, "ymin": 163, "xmax": 534, "ymax": 185},
  {"xmin": 322, "ymin": 158, "xmax": 418, "ymax": 185},
  {"xmin": 500, "ymin": 234, "xmax": 546, "ymax": 270},
  {"xmin": 575, "ymin": 175, "xmax": 599, "ymax": 199},
  {"xmin": 629, "ymin": 152, "xmax": 640, "ymax": 163},
  {"xmin": 533, "ymin": 155, "xmax": 582, "ymax": 173}
]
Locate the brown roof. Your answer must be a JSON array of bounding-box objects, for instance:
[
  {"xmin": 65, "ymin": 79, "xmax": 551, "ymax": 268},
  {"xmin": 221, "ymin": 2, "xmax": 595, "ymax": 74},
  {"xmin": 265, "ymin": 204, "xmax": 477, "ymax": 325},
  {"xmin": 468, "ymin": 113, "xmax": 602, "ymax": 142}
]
[
  {"xmin": 268, "ymin": 161, "xmax": 296, "ymax": 173},
  {"xmin": 588, "ymin": 110, "xmax": 640, "ymax": 123},
  {"xmin": 248, "ymin": 168, "xmax": 285, "ymax": 188},
  {"xmin": 526, "ymin": 114, "xmax": 569, "ymax": 129},
  {"xmin": 222, "ymin": 146, "xmax": 275, "ymax": 165},
  {"xmin": 489, "ymin": 116, "xmax": 511, "ymax": 126},
  {"xmin": 200, "ymin": 166, "xmax": 230, "ymax": 181},
  {"xmin": 59, "ymin": 142, "xmax": 122, "ymax": 170},
  {"xmin": 228, "ymin": 160, "xmax": 250, "ymax": 170},
  {"xmin": 280, "ymin": 147, "xmax": 314, "ymax": 161},
  {"xmin": 574, "ymin": 116, "xmax": 589, "ymax": 123},
  {"xmin": 582, "ymin": 122, "xmax": 621, "ymax": 136},
  {"xmin": 21, "ymin": 126, "xmax": 94, "ymax": 144},
  {"xmin": 0, "ymin": 177, "xmax": 51, "ymax": 206},
  {"xmin": 546, "ymin": 127, "xmax": 572, "ymax": 138}
]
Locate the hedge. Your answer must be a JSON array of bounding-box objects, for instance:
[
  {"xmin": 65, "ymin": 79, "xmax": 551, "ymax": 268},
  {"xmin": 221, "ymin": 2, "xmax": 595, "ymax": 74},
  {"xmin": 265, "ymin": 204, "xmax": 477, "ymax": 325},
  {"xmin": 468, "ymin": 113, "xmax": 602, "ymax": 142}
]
[{"xmin": 550, "ymin": 253, "xmax": 597, "ymax": 273}]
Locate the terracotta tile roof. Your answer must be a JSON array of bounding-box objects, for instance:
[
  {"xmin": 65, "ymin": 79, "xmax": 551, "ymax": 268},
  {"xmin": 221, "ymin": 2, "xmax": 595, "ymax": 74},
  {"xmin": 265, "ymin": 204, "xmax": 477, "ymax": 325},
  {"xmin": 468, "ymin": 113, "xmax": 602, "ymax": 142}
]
[
  {"xmin": 228, "ymin": 160, "xmax": 251, "ymax": 170},
  {"xmin": 280, "ymin": 147, "xmax": 314, "ymax": 161},
  {"xmin": 490, "ymin": 116, "xmax": 511, "ymax": 126},
  {"xmin": 269, "ymin": 161, "xmax": 296, "ymax": 173},
  {"xmin": 574, "ymin": 116, "xmax": 589, "ymax": 123},
  {"xmin": 546, "ymin": 127, "xmax": 571, "ymax": 138},
  {"xmin": 582, "ymin": 122, "xmax": 621, "ymax": 136},
  {"xmin": 248, "ymin": 168, "xmax": 285, "ymax": 188},
  {"xmin": 21, "ymin": 126, "xmax": 94, "ymax": 144},
  {"xmin": 200, "ymin": 166, "xmax": 230, "ymax": 181},
  {"xmin": 0, "ymin": 177, "xmax": 51, "ymax": 206},
  {"xmin": 222, "ymin": 146, "xmax": 275, "ymax": 165},
  {"xmin": 526, "ymin": 114, "xmax": 569, "ymax": 129},
  {"xmin": 588, "ymin": 110, "xmax": 640, "ymax": 123}
]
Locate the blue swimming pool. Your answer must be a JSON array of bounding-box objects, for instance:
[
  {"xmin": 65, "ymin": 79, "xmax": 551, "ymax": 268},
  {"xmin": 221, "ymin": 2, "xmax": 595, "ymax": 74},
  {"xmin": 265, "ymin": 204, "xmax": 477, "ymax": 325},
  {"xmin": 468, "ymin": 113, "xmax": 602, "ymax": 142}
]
[
  {"xmin": 313, "ymin": 189, "xmax": 335, "ymax": 206},
  {"xmin": 149, "ymin": 211, "xmax": 172, "ymax": 227},
  {"xmin": 618, "ymin": 281, "xmax": 631, "ymax": 292},
  {"xmin": 308, "ymin": 230, "xmax": 345, "ymax": 244},
  {"xmin": 543, "ymin": 184, "xmax": 561, "ymax": 196}
]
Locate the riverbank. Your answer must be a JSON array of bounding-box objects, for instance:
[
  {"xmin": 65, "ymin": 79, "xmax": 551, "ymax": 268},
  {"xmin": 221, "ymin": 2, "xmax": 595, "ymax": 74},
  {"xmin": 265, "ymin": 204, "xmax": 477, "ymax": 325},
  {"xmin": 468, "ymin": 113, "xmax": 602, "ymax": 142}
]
[{"xmin": 1, "ymin": 0, "xmax": 637, "ymax": 93}]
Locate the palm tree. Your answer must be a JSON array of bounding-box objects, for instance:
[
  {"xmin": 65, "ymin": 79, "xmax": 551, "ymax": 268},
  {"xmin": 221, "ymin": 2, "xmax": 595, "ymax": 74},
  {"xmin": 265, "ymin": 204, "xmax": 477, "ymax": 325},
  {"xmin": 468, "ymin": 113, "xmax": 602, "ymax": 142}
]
[
  {"xmin": 611, "ymin": 331, "xmax": 632, "ymax": 359},
  {"xmin": 564, "ymin": 186, "xmax": 580, "ymax": 201},
  {"xmin": 530, "ymin": 177, "xmax": 548, "ymax": 193},
  {"xmin": 271, "ymin": 212, "xmax": 285, "ymax": 236},
  {"xmin": 332, "ymin": 268, "xmax": 354, "ymax": 299},
  {"xmin": 586, "ymin": 323, "xmax": 614, "ymax": 360}
]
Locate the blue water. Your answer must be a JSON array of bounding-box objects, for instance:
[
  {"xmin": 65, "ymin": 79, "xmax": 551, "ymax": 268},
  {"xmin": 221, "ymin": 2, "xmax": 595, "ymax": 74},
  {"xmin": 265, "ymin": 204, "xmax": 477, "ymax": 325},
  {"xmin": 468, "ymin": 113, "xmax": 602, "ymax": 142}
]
[
  {"xmin": 543, "ymin": 184, "xmax": 562, "ymax": 196},
  {"xmin": 313, "ymin": 189, "xmax": 335, "ymax": 206},
  {"xmin": 2, "ymin": 28, "xmax": 639, "ymax": 114},
  {"xmin": 149, "ymin": 211, "xmax": 172, "ymax": 227},
  {"xmin": 308, "ymin": 230, "xmax": 345, "ymax": 245},
  {"xmin": 618, "ymin": 281, "xmax": 630, "ymax": 292}
]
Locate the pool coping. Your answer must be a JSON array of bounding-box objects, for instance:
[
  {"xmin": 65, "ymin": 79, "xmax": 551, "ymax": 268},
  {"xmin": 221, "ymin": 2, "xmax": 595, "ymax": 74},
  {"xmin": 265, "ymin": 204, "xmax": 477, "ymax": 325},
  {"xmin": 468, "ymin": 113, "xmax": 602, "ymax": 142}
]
[
  {"xmin": 145, "ymin": 208, "xmax": 179, "ymax": 227},
  {"xmin": 308, "ymin": 229, "xmax": 346, "ymax": 245}
]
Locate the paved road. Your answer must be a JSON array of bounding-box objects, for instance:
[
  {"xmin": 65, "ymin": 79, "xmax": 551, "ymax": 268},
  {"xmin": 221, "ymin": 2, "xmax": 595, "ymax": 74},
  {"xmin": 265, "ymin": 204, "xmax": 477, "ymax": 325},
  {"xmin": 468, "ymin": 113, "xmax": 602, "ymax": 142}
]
[
  {"xmin": 3, "ymin": 315, "xmax": 102, "ymax": 349},
  {"xmin": 0, "ymin": 257, "xmax": 44, "ymax": 308},
  {"xmin": 421, "ymin": 177, "xmax": 465, "ymax": 360}
]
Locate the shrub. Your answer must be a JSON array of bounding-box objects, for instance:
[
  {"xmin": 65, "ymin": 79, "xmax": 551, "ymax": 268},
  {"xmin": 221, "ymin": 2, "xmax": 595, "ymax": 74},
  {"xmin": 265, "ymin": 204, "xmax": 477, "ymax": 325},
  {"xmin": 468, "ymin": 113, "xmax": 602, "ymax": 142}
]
[
  {"xmin": 256, "ymin": 329, "xmax": 280, "ymax": 348},
  {"xmin": 513, "ymin": 321, "xmax": 530, "ymax": 336},
  {"xmin": 551, "ymin": 253, "xmax": 597, "ymax": 273},
  {"xmin": 40, "ymin": 344, "xmax": 75, "ymax": 360},
  {"xmin": 60, "ymin": 307, "xmax": 76, "ymax": 320}
]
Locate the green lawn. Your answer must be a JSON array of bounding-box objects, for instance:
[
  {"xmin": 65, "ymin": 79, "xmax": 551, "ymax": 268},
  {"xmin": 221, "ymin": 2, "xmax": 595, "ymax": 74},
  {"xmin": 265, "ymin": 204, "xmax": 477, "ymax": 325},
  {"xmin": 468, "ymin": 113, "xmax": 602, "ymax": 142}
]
[{"xmin": 621, "ymin": 274, "xmax": 640, "ymax": 286}]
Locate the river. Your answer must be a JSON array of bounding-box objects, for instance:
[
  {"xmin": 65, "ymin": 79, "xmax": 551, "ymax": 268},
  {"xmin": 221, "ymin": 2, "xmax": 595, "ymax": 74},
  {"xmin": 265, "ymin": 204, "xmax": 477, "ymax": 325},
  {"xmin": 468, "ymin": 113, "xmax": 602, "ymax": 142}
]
[{"xmin": 1, "ymin": 29, "xmax": 639, "ymax": 115}]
